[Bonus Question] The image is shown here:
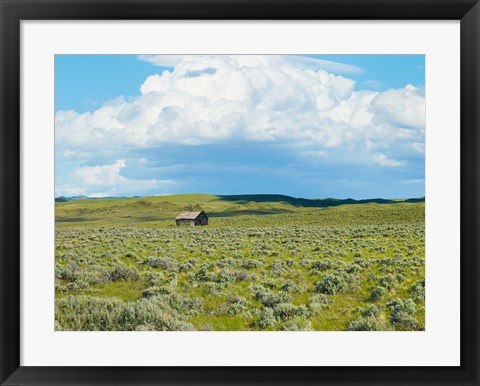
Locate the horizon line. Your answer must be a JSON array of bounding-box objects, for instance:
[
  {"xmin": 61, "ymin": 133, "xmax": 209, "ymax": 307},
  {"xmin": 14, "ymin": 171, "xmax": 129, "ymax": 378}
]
[{"xmin": 55, "ymin": 193, "xmax": 426, "ymax": 201}]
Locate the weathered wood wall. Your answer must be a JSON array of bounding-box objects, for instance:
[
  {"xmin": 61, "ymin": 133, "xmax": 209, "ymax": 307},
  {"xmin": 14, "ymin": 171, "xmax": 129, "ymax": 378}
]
[
  {"xmin": 175, "ymin": 219, "xmax": 195, "ymax": 226},
  {"xmin": 194, "ymin": 213, "xmax": 208, "ymax": 225}
]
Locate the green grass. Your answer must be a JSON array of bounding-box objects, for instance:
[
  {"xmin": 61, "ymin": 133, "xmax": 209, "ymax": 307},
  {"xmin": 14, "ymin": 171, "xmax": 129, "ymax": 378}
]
[
  {"xmin": 83, "ymin": 281, "xmax": 144, "ymax": 302},
  {"xmin": 55, "ymin": 195, "xmax": 425, "ymax": 331}
]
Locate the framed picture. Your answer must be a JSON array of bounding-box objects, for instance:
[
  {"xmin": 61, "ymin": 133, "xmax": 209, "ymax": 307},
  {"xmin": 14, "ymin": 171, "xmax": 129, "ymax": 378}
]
[{"xmin": 0, "ymin": 0, "xmax": 479, "ymax": 385}]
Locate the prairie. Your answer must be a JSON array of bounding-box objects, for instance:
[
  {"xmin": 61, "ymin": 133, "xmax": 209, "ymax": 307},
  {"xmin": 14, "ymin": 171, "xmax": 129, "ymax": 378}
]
[{"xmin": 55, "ymin": 194, "xmax": 425, "ymax": 331}]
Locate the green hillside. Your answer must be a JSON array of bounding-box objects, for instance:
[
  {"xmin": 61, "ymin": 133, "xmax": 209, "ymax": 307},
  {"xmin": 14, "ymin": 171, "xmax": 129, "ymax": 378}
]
[{"xmin": 55, "ymin": 193, "xmax": 424, "ymax": 225}]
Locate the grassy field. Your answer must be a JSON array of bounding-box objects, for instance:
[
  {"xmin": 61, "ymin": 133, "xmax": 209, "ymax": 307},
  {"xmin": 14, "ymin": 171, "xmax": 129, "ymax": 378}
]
[{"xmin": 55, "ymin": 194, "xmax": 425, "ymax": 331}]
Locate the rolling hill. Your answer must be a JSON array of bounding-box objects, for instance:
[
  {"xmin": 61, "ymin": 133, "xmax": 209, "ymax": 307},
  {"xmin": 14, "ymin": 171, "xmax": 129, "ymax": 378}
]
[{"xmin": 55, "ymin": 193, "xmax": 425, "ymax": 224}]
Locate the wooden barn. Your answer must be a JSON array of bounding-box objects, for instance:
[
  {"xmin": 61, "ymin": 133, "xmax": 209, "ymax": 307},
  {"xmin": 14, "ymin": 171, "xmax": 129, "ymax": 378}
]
[{"xmin": 175, "ymin": 210, "xmax": 209, "ymax": 226}]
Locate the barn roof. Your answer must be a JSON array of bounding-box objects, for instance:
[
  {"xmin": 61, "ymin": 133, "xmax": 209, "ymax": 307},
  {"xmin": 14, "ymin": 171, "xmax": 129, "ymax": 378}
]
[{"xmin": 175, "ymin": 211, "xmax": 206, "ymax": 220}]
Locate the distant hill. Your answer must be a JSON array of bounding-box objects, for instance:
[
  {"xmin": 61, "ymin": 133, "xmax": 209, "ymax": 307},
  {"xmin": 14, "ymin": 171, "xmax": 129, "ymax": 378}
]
[
  {"xmin": 217, "ymin": 194, "xmax": 424, "ymax": 208},
  {"xmin": 55, "ymin": 195, "xmax": 139, "ymax": 202},
  {"xmin": 55, "ymin": 193, "xmax": 424, "ymax": 224}
]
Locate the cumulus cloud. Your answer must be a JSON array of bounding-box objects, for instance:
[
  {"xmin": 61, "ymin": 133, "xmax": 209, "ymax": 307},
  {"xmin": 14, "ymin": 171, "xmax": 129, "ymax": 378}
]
[
  {"xmin": 55, "ymin": 55, "xmax": 425, "ymax": 171},
  {"xmin": 72, "ymin": 160, "xmax": 128, "ymax": 186},
  {"xmin": 371, "ymin": 84, "xmax": 425, "ymax": 129},
  {"xmin": 56, "ymin": 160, "xmax": 175, "ymax": 197}
]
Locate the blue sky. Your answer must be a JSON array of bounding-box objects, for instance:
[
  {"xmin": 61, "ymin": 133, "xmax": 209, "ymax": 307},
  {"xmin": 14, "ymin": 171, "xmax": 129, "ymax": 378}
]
[{"xmin": 55, "ymin": 54, "xmax": 425, "ymax": 199}]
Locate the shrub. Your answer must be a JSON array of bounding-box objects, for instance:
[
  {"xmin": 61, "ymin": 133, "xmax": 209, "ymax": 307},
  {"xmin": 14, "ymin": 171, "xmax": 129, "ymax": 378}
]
[
  {"xmin": 145, "ymin": 256, "xmax": 178, "ymax": 272},
  {"xmin": 195, "ymin": 265, "xmax": 217, "ymax": 282},
  {"xmin": 179, "ymin": 259, "xmax": 197, "ymax": 272},
  {"xmin": 143, "ymin": 272, "xmax": 164, "ymax": 286},
  {"xmin": 109, "ymin": 265, "xmax": 140, "ymax": 282},
  {"xmin": 167, "ymin": 293, "xmax": 203, "ymax": 316},
  {"xmin": 217, "ymin": 269, "xmax": 236, "ymax": 284},
  {"xmin": 242, "ymin": 259, "xmax": 265, "ymax": 269},
  {"xmin": 370, "ymin": 286, "xmax": 386, "ymax": 301},
  {"xmin": 347, "ymin": 305, "xmax": 389, "ymax": 331},
  {"xmin": 307, "ymin": 294, "xmax": 333, "ymax": 314},
  {"xmin": 202, "ymin": 282, "xmax": 221, "ymax": 295},
  {"xmin": 315, "ymin": 274, "xmax": 347, "ymax": 295},
  {"xmin": 310, "ymin": 260, "xmax": 333, "ymax": 272},
  {"xmin": 55, "ymin": 295, "xmax": 128, "ymax": 331},
  {"xmin": 411, "ymin": 279, "xmax": 425, "ymax": 302},
  {"xmin": 254, "ymin": 288, "xmax": 290, "ymax": 307},
  {"xmin": 234, "ymin": 270, "xmax": 248, "ymax": 282},
  {"xmin": 359, "ymin": 304, "xmax": 382, "ymax": 318},
  {"xmin": 260, "ymin": 278, "xmax": 277, "ymax": 289},
  {"xmin": 226, "ymin": 295, "xmax": 249, "ymax": 315},
  {"xmin": 121, "ymin": 296, "xmax": 195, "ymax": 330},
  {"xmin": 378, "ymin": 274, "xmax": 399, "ymax": 291},
  {"xmin": 346, "ymin": 263, "xmax": 362, "ymax": 273},
  {"xmin": 142, "ymin": 286, "xmax": 171, "ymax": 298},
  {"xmin": 55, "ymin": 262, "xmax": 80, "ymax": 281},
  {"xmin": 258, "ymin": 308, "xmax": 276, "ymax": 329},
  {"xmin": 271, "ymin": 261, "xmax": 287, "ymax": 276},
  {"xmin": 387, "ymin": 298, "xmax": 418, "ymax": 329},
  {"xmin": 55, "ymin": 294, "xmax": 199, "ymax": 331},
  {"xmin": 281, "ymin": 280, "xmax": 304, "ymax": 294},
  {"xmin": 347, "ymin": 316, "xmax": 388, "ymax": 331},
  {"xmin": 280, "ymin": 319, "xmax": 312, "ymax": 331},
  {"xmin": 273, "ymin": 303, "xmax": 307, "ymax": 321}
]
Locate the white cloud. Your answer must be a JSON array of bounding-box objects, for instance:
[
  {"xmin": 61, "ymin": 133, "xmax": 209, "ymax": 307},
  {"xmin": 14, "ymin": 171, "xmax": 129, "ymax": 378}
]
[
  {"xmin": 56, "ymin": 160, "xmax": 175, "ymax": 197},
  {"xmin": 138, "ymin": 55, "xmax": 184, "ymax": 67},
  {"xmin": 56, "ymin": 55, "xmax": 425, "ymax": 169},
  {"xmin": 371, "ymin": 84, "xmax": 425, "ymax": 129},
  {"xmin": 73, "ymin": 160, "xmax": 127, "ymax": 186},
  {"xmin": 300, "ymin": 150, "xmax": 328, "ymax": 159},
  {"xmin": 283, "ymin": 55, "xmax": 365, "ymax": 75},
  {"xmin": 412, "ymin": 142, "xmax": 425, "ymax": 154},
  {"xmin": 372, "ymin": 153, "xmax": 405, "ymax": 167},
  {"xmin": 138, "ymin": 54, "xmax": 365, "ymax": 75},
  {"xmin": 62, "ymin": 149, "xmax": 76, "ymax": 158}
]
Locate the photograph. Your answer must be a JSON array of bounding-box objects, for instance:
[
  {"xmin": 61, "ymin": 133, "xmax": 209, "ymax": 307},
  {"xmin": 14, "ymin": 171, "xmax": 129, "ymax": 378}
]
[{"xmin": 54, "ymin": 54, "xmax": 425, "ymax": 331}]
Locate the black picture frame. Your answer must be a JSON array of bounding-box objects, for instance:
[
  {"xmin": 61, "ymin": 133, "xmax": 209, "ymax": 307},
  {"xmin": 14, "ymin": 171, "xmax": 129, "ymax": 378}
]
[{"xmin": 1, "ymin": 0, "xmax": 479, "ymax": 385}]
